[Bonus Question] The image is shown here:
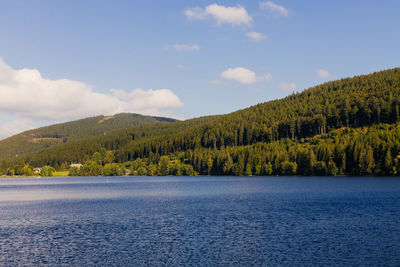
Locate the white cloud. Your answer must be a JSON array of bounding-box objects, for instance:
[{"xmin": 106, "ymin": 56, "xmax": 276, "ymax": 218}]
[
  {"xmin": 184, "ymin": 7, "xmax": 207, "ymax": 20},
  {"xmin": 172, "ymin": 43, "xmax": 200, "ymax": 51},
  {"xmin": 110, "ymin": 88, "xmax": 183, "ymax": 113},
  {"xmin": 164, "ymin": 44, "xmax": 200, "ymax": 51},
  {"xmin": 0, "ymin": 57, "xmax": 183, "ymax": 124},
  {"xmin": 279, "ymin": 82, "xmax": 297, "ymax": 91},
  {"xmin": 176, "ymin": 64, "xmax": 185, "ymax": 69},
  {"xmin": 246, "ymin": 31, "xmax": 267, "ymax": 42},
  {"xmin": 221, "ymin": 67, "xmax": 271, "ymax": 84},
  {"xmin": 0, "ymin": 118, "xmax": 34, "ymax": 139},
  {"xmin": 316, "ymin": 69, "xmax": 331, "ymax": 78},
  {"xmin": 260, "ymin": 1, "xmax": 289, "ymax": 16},
  {"xmin": 185, "ymin": 4, "xmax": 252, "ymax": 26}
]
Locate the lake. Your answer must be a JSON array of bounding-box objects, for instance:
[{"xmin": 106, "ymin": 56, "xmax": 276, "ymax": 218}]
[{"xmin": 0, "ymin": 176, "xmax": 399, "ymax": 266}]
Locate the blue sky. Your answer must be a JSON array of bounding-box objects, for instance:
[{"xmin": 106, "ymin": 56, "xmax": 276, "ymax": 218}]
[{"xmin": 0, "ymin": 0, "xmax": 399, "ymax": 139}]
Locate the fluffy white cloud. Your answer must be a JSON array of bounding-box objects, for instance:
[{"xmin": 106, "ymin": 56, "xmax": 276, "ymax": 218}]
[
  {"xmin": 0, "ymin": 118, "xmax": 34, "ymax": 139},
  {"xmin": 316, "ymin": 69, "xmax": 331, "ymax": 78},
  {"xmin": 185, "ymin": 4, "xmax": 252, "ymax": 26},
  {"xmin": 222, "ymin": 67, "xmax": 256, "ymax": 84},
  {"xmin": 221, "ymin": 67, "xmax": 271, "ymax": 84},
  {"xmin": 0, "ymin": 58, "xmax": 183, "ymax": 123},
  {"xmin": 184, "ymin": 7, "xmax": 207, "ymax": 20},
  {"xmin": 110, "ymin": 88, "xmax": 183, "ymax": 114},
  {"xmin": 279, "ymin": 82, "xmax": 297, "ymax": 91},
  {"xmin": 260, "ymin": 1, "xmax": 289, "ymax": 16},
  {"xmin": 246, "ymin": 31, "xmax": 267, "ymax": 42}
]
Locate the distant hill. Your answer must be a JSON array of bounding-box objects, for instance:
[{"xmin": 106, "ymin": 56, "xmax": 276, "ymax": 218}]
[
  {"xmin": 22, "ymin": 115, "xmax": 220, "ymax": 166},
  {"xmin": 0, "ymin": 113, "xmax": 176, "ymax": 160}
]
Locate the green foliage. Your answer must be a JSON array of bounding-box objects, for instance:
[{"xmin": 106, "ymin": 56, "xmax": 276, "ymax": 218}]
[
  {"xmin": 103, "ymin": 151, "xmax": 115, "ymax": 164},
  {"xmin": 102, "ymin": 163, "xmax": 125, "ymax": 176},
  {"xmin": 327, "ymin": 161, "xmax": 339, "ymax": 176},
  {"xmin": 23, "ymin": 164, "xmax": 33, "ymax": 176},
  {"xmin": 0, "ymin": 160, "xmax": 7, "ymax": 174},
  {"xmin": 158, "ymin": 156, "xmax": 169, "ymax": 176},
  {"xmin": 79, "ymin": 161, "xmax": 102, "ymax": 176},
  {"xmin": 68, "ymin": 167, "xmax": 80, "ymax": 176},
  {"xmin": 245, "ymin": 163, "xmax": 252, "ymax": 176},
  {"xmin": 40, "ymin": 166, "xmax": 55, "ymax": 177},
  {"xmin": 279, "ymin": 161, "xmax": 297, "ymax": 175},
  {"xmin": 314, "ymin": 161, "xmax": 327, "ymax": 176},
  {"xmin": 91, "ymin": 152, "xmax": 103, "ymax": 165}
]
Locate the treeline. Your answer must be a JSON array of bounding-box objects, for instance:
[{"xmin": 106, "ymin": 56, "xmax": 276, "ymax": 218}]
[
  {"xmin": 4, "ymin": 122, "xmax": 400, "ymax": 177},
  {"xmin": 111, "ymin": 123, "xmax": 400, "ymax": 176},
  {"xmin": 68, "ymin": 155, "xmax": 195, "ymax": 177},
  {"xmin": 0, "ymin": 159, "xmax": 34, "ymax": 176},
  {"xmin": 178, "ymin": 123, "xmax": 400, "ymax": 176}
]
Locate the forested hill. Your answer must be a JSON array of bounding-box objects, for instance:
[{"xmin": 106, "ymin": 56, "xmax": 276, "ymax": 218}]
[
  {"xmin": 21, "ymin": 67, "xmax": 400, "ymax": 171},
  {"xmin": 0, "ymin": 113, "xmax": 176, "ymax": 160},
  {"xmin": 114, "ymin": 67, "xmax": 400, "ymax": 161}
]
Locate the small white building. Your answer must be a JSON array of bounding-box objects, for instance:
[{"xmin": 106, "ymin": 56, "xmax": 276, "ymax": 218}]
[
  {"xmin": 33, "ymin": 168, "xmax": 41, "ymax": 173},
  {"xmin": 69, "ymin": 163, "xmax": 83, "ymax": 169}
]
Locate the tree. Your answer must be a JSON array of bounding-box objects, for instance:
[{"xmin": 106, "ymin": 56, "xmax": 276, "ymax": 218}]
[
  {"xmin": 358, "ymin": 147, "xmax": 375, "ymax": 175},
  {"xmin": 223, "ymin": 155, "xmax": 234, "ymax": 175},
  {"xmin": 60, "ymin": 162, "xmax": 68, "ymax": 171},
  {"xmin": 327, "ymin": 160, "xmax": 338, "ymax": 176},
  {"xmin": 182, "ymin": 164, "xmax": 195, "ymax": 176},
  {"xmin": 207, "ymin": 157, "xmax": 213, "ymax": 175},
  {"xmin": 68, "ymin": 167, "xmax": 80, "ymax": 176},
  {"xmin": 92, "ymin": 152, "xmax": 103, "ymax": 165},
  {"xmin": 40, "ymin": 166, "xmax": 55, "ymax": 177},
  {"xmin": 103, "ymin": 151, "xmax": 115, "ymax": 164},
  {"xmin": 384, "ymin": 149, "xmax": 393, "ymax": 175},
  {"xmin": 23, "ymin": 164, "xmax": 33, "ymax": 176},
  {"xmin": 147, "ymin": 163, "xmax": 157, "ymax": 176},
  {"xmin": 0, "ymin": 160, "xmax": 8, "ymax": 174},
  {"xmin": 313, "ymin": 161, "xmax": 327, "ymax": 176},
  {"xmin": 245, "ymin": 163, "xmax": 252, "ymax": 176},
  {"xmin": 137, "ymin": 166, "xmax": 147, "ymax": 176},
  {"xmin": 158, "ymin": 156, "xmax": 169, "ymax": 176},
  {"xmin": 14, "ymin": 160, "xmax": 25, "ymax": 175},
  {"xmin": 7, "ymin": 168, "xmax": 15, "ymax": 176},
  {"xmin": 102, "ymin": 163, "xmax": 124, "ymax": 176},
  {"xmin": 262, "ymin": 163, "xmax": 273, "ymax": 176},
  {"xmin": 80, "ymin": 161, "xmax": 102, "ymax": 176},
  {"xmin": 279, "ymin": 161, "xmax": 297, "ymax": 175}
]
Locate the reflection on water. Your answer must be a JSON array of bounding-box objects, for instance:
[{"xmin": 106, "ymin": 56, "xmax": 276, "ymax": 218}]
[
  {"xmin": 1, "ymin": 176, "xmax": 399, "ymax": 202},
  {"xmin": 0, "ymin": 176, "xmax": 399, "ymax": 266}
]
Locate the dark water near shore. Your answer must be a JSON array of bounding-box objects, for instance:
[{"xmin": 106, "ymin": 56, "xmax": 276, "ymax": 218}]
[{"xmin": 0, "ymin": 176, "xmax": 399, "ymax": 266}]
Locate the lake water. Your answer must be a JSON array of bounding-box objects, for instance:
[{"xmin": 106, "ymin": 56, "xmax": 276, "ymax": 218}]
[{"xmin": 0, "ymin": 176, "xmax": 399, "ymax": 266}]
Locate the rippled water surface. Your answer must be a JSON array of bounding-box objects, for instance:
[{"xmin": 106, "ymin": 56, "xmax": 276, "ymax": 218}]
[{"xmin": 0, "ymin": 176, "xmax": 399, "ymax": 266}]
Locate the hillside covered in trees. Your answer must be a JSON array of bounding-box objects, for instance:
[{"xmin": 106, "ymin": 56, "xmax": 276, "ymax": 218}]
[
  {"xmin": 0, "ymin": 113, "xmax": 176, "ymax": 160},
  {"xmin": 2, "ymin": 68, "xmax": 400, "ymax": 176}
]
